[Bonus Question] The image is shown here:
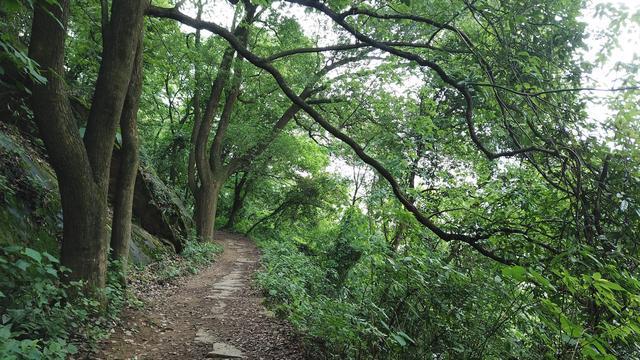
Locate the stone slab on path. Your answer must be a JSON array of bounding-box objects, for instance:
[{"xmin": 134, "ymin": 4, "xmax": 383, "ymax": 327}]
[{"xmin": 206, "ymin": 342, "xmax": 244, "ymax": 358}]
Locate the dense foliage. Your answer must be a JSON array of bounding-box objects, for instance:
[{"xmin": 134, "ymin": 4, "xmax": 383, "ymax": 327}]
[
  {"xmin": 0, "ymin": 245, "xmax": 120, "ymax": 359},
  {"xmin": 1, "ymin": 0, "xmax": 639, "ymax": 358}
]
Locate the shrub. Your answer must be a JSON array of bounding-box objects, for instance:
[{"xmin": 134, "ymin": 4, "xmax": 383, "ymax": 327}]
[{"xmin": 0, "ymin": 245, "xmax": 127, "ymax": 359}]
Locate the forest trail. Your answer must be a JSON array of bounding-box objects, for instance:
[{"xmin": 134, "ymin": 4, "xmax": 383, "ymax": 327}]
[{"xmin": 97, "ymin": 232, "xmax": 305, "ymax": 360}]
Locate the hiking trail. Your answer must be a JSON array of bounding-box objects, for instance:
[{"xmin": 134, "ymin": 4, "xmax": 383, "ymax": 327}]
[{"xmin": 98, "ymin": 232, "xmax": 305, "ymax": 359}]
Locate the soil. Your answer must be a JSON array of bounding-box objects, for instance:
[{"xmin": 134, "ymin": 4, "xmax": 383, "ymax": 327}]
[{"xmin": 94, "ymin": 231, "xmax": 307, "ymax": 360}]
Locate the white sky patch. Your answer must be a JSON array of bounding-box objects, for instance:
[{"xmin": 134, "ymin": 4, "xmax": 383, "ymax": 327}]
[
  {"xmin": 577, "ymin": 0, "xmax": 640, "ymax": 145},
  {"xmin": 581, "ymin": 0, "xmax": 640, "ymax": 85}
]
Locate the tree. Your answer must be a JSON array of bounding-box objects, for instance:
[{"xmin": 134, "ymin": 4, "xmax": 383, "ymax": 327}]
[
  {"xmin": 149, "ymin": 0, "xmax": 640, "ymax": 354},
  {"xmin": 155, "ymin": 1, "xmax": 367, "ymax": 242},
  {"xmin": 110, "ymin": 32, "xmax": 144, "ymax": 281},
  {"xmin": 28, "ymin": 0, "xmax": 147, "ymax": 290}
]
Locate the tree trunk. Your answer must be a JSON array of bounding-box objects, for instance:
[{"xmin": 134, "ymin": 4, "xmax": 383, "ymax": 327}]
[
  {"xmin": 28, "ymin": 0, "xmax": 147, "ymax": 291},
  {"xmin": 224, "ymin": 172, "xmax": 249, "ymax": 230},
  {"xmin": 194, "ymin": 179, "xmax": 222, "ymax": 242},
  {"xmin": 59, "ymin": 181, "xmax": 109, "ymax": 287},
  {"xmin": 29, "ymin": 0, "xmax": 108, "ymax": 288},
  {"xmin": 110, "ymin": 34, "xmax": 144, "ymax": 282}
]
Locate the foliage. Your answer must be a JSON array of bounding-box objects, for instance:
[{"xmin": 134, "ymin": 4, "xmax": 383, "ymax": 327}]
[
  {"xmin": 1, "ymin": 0, "xmax": 640, "ymax": 358},
  {"xmin": 0, "ymin": 245, "xmax": 126, "ymax": 359},
  {"xmin": 0, "ymin": 0, "xmax": 47, "ymax": 88},
  {"xmin": 257, "ymin": 211, "xmax": 640, "ymax": 359},
  {"xmin": 0, "ymin": 239, "xmax": 222, "ymax": 360},
  {"xmin": 140, "ymin": 240, "xmax": 223, "ymax": 283},
  {"xmin": 256, "ymin": 211, "xmax": 520, "ymax": 359}
]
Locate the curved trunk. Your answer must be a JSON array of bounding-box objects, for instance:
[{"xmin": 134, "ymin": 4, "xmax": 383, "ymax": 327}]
[{"xmin": 29, "ymin": 0, "xmax": 109, "ymax": 289}]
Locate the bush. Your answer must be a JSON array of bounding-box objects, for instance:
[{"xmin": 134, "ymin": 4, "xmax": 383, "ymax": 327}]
[
  {"xmin": 146, "ymin": 240, "xmax": 223, "ymax": 283},
  {"xmin": 255, "ymin": 211, "xmax": 524, "ymax": 359},
  {"xmin": 256, "ymin": 233, "xmax": 368, "ymax": 358},
  {"xmin": 0, "ymin": 245, "xmax": 126, "ymax": 359}
]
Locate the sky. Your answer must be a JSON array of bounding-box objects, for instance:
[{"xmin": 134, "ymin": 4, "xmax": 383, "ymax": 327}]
[
  {"xmin": 581, "ymin": 0, "xmax": 640, "ymax": 85},
  {"xmin": 576, "ymin": 0, "xmax": 640, "ymax": 145}
]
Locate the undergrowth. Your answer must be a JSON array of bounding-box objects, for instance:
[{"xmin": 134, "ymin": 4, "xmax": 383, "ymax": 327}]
[
  {"xmin": 254, "ymin": 210, "xmax": 518, "ymax": 359},
  {"xmin": 0, "ymin": 245, "xmax": 126, "ymax": 359},
  {"xmin": 0, "ymin": 240, "xmax": 222, "ymax": 359},
  {"xmin": 133, "ymin": 240, "xmax": 223, "ymax": 284}
]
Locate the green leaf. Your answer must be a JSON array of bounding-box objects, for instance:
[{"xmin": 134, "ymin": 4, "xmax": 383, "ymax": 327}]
[
  {"xmin": 0, "ymin": 325, "xmax": 11, "ymax": 339},
  {"xmin": 502, "ymin": 266, "xmax": 527, "ymax": 281},
  {"xmin": 595, "ymin": 278, "xmax": 625, "ymax": 291},
  {"xmin": 397, "ymin": 331, "xmax": 416, "ymax": 345},
  {"xmin": 391, "ymin": 333, "xmax": 407, "ymax": 347},
  {"xmin": 45, "ymin": 267, "xmax": 58, "ymax": 277},
  {"xmin": 42, "ymin": 252, "xmax": 59, "ymax": 263},
  {"xmin": 592, "ymin": 272, "xmax": 602, "ymax": 280},
  {"xmin": 23, "ymin": 248, "xmax": 42, "ymax": 263},
  {"xmin": 560, "ymin": 316, "xmax": 583, "ymax": 338},
  {"xmin": 529, "ymin": 270, "xmax": 554, "ymax": 290},
  {"xmin": 15, "ymin": 259, "xmax": 29, "ymax": 272}
]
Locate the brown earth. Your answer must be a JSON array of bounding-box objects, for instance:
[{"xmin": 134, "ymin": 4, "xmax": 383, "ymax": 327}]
[{"xmin": 94, "ymin": 231, "xmax": 307, "ymax": 360}]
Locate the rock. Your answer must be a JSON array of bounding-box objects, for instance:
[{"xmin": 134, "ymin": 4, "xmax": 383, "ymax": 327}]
[
  {"xmin": 194, "ymin": 329, "xmax": 217, "ymax": 344},
  {"xmin": 206, "ymin": 343, "xmax": 244, "ymax": 358},
  {"xmin": 129, "ymin": 223, "xmax": 172, "ymax": 266},
  {"xmin": 0, "ymin": 126, "xmax": 61, "ymax": 252},
  {"xmin": 109, "ymin": 149, "xmax": 192, "ymax": 253},
  {"xmin": 0, "ymin": 123, "xmax": 182, "ymax": 264}
]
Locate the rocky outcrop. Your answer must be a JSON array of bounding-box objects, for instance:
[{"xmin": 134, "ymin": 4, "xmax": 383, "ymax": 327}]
[
  {"xmin": 110, "ymin": 149, "xmax": 192, "ymax": 253},
  {"xmin": 0, "ymin": 125, "xmax": 61, "ymax": 254}
]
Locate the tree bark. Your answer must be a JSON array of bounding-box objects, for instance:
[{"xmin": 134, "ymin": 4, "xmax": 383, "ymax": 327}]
[
  {"xmin": 110, "ymin": 34, "xmax": 144, "ymax": 281},
  {"xmin": 189, "ymin": 5, "xmax": 255, "ymax": 242},
  {"xmin": 28, "ymin": 0, "xmax": 147, "ymax": 291},
  {"xmin": 194, "ymin": 179, "xmax": 222, "ymax": 242},
  {"xmin": 223, "ymin": 172, "xmax": 249, "ymax": 229}
]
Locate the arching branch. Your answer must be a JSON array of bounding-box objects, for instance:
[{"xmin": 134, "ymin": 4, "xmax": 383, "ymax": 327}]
[
  {"xmin": 286, "ymin": 0, "xmax": 558, "ymax": 160},
  {"xmin": 146, "ymin": 5, "xmax": 516, "ymax": 265}
]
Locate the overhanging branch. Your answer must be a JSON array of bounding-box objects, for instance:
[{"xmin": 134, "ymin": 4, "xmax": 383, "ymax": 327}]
[{"xmin": 146, "ymin": 4, "xmax": 516, "ymax": 265}]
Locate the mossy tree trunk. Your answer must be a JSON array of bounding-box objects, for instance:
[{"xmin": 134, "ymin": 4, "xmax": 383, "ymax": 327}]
[{"xmin": 194, "ymin": 178, "xmax": 223, "ymax": 243}]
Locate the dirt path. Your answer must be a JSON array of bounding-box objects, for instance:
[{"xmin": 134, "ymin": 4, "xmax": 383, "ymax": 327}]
[{"xmin": 97, "ymin": 232, "xmax": 306, "ymax": 359}]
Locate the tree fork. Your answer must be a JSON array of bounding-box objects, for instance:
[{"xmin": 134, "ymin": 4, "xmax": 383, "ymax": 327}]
[{"xmin": 30, "ymin": 0, "xmax": 148, "ymax": 291}]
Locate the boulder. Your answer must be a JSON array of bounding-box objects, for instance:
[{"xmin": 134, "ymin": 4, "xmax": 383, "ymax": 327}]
[{"xmin": 109, "ymin": 149, "xmax": 192, "ymax": 253}]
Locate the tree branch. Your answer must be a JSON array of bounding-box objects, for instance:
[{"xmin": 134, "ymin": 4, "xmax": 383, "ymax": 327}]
[{"xmin": 146, "ymin": 4, "xmax": 516, "ymax": 265}]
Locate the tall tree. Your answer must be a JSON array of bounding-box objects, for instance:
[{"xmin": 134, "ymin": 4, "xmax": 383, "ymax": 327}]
[
  {"xmin": 29, "ymin": 0, "xmax": 147, "ymax": 290},
  {"xmin": 175, "ymin": 1, "xmax": 365, "ymax": 241}
]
